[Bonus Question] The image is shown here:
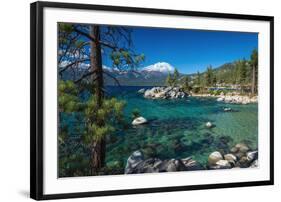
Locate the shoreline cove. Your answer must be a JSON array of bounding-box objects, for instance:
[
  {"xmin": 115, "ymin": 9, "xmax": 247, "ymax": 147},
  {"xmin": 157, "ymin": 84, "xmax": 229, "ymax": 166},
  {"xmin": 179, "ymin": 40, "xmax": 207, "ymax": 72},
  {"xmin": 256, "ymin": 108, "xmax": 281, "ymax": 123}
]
[
  {"xmin": 138, "ymin": 86, "xmax": 258, "ymax": 104},
  {"xmin": 105, "ymin": 86, "xmax": 258, "ymax": 175},
  {"xmin": 59, "ymin": 85, "xmax": 258, "ymax": 177}
]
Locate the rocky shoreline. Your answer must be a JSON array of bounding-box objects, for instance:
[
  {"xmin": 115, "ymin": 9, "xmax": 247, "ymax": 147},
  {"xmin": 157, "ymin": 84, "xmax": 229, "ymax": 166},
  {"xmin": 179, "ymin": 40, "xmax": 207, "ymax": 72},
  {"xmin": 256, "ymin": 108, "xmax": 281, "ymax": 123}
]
[
  {"xmin": 191, "ymin": 92, "xmax": 257, "ymax": 104},
  {"xmin": 138, "ymin": 86, "xmax": 257, "ymax": 104},
  {"xmin": 216, "ymin": 94, "xmax": 258, "ymax": 104},
  {"xmin": 125, "ymin": 143, "xmax": 258, "ymax": 174}
]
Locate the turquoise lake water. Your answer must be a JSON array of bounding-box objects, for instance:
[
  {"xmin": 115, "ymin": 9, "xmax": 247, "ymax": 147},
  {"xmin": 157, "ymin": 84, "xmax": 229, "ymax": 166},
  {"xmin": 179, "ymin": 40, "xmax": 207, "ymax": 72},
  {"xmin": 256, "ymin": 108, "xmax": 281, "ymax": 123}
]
[{"xmin": 105, "ymin": 86, "xmax": 258, "ymax": 167}]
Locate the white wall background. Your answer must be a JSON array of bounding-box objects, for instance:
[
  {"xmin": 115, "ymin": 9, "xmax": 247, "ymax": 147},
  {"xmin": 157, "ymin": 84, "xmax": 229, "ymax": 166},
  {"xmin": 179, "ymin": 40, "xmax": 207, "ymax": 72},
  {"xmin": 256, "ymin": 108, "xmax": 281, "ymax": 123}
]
[{"xmin": 0, "ymin": 0, "xmax": 279, "ymax": 201}]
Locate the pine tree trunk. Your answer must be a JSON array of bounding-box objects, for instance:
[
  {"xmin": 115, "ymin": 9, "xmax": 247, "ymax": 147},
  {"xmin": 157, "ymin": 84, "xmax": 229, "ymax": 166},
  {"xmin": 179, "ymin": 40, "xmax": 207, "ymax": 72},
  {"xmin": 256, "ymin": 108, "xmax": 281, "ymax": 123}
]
[
  {"xmin": 251, "ymin": 65, "xmax": 256, "ymax": 95},
  {"xmin": 90, "ymin": 25, "xmax": 103, "ymax": 106},
  {"xmin": 89, "ymin": 25, "xmax": 106, "ymax": 174},
  {"xmin": 90, "ymin": 138, "xmax": 106, "ymax": 174}
]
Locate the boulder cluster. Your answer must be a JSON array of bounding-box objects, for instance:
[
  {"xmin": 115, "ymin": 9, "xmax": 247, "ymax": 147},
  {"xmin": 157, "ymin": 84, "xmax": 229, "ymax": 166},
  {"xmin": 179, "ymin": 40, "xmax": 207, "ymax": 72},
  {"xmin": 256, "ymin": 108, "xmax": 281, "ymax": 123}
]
[
  {"xmin": 208, "ymin": 143, "xmax": 258, "ymax": 169},
  {"xmin": 125, "ymin": 151, "xmax": 203, "ymax": 174},
  {"xmin": 125, "ymin": 143, "xmax": 258, "ymax": 174},
  {"xmin": 138, "ymin": 87, "xmax": 188, "ymax": 99}
]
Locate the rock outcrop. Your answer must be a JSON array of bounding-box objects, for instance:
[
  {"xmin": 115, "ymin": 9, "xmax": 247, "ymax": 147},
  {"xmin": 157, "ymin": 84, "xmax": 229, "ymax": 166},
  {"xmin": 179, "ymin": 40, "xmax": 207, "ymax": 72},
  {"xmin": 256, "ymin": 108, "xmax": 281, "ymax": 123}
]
[
  {"xmin": 125, "ymin": 151, "xmax": 204, "ymax": 174},
  {"xmin": 217, "ymin": 95, "xmax": 258, "ymax": 104},
  {"xmin": 142, "ymin": 87, "xmax": 188, "ymax": 99}
]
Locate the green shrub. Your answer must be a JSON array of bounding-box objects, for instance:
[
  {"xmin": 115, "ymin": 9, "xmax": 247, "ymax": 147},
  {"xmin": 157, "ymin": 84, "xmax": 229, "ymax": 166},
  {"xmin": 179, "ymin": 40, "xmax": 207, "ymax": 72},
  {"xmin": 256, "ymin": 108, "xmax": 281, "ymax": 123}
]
[{"xmin": 193, "ymin": 87, "xmax": 201, "ymax": 94}]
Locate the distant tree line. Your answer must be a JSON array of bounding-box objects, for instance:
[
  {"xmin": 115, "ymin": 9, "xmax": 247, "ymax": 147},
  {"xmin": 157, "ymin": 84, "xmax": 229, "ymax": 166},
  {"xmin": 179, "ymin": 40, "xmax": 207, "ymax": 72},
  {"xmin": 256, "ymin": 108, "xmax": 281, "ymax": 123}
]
[{"xmin": 166, "ymin": 49, "xmax": 258, "ymax": 95}]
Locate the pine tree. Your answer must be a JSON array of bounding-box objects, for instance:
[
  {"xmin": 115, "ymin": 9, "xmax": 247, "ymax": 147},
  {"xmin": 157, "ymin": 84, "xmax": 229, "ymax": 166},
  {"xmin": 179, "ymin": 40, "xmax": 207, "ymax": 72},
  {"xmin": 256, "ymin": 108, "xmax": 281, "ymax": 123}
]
[
  {"xmin": 205, "ymin": 65, "xmax": 213, "ymax": 87},
  {"xmin": 195, "ymin": 71, "xmax": 201, "ymax": 86},
  {"xmin": 193, "ymin": 71, "xmax": 203, "ymax": 93},
  {"xmin": 58, "ymin": 23, "xmax": 144, "ymax": 174},
  {"xmin": 165, "ymin": 72, "xmax": 173, "ymax": 87},
  {"xmin": 250, "ymin": 49, "xmax": 258, "ymax": 94},
  {"xmin": 237, "ymin": 60, "xmax": 247, "ymax": 93},
  {"xmin": 212, "ymin": 75, "xmax": 217, "ymax": 87},
  {"xmin": 165, "ymin": 68, "xmax": 180, "ymax": 87},
  {"xmin": 173, "ymin": 68, "xmax": 180, "ymax": 86},
  {"xmin": 183, "ymin": 76, "xmax": 191, "ymax": 91}
]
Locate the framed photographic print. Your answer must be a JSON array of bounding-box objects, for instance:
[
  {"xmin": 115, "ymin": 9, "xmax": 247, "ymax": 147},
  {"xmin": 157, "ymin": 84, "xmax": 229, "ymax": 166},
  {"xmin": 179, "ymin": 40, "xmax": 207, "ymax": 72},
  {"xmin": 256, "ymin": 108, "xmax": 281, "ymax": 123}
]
[{"xmin": 30, "ymin": 1, "xmax": 274, "ymax": 200}]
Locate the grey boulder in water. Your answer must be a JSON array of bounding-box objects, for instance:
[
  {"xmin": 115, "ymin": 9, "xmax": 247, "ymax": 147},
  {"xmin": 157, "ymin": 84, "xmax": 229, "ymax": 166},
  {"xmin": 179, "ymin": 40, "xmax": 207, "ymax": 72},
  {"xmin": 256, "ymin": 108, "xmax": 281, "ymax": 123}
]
[{"xmin": 132, "ymin": 116, "xmax": 148, "ymax": 125}]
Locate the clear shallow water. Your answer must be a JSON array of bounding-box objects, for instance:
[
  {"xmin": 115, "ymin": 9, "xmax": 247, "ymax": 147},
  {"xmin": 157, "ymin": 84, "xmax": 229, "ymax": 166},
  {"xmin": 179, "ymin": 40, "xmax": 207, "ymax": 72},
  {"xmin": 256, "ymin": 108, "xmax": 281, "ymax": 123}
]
[{"xmin": 105, "ymin": 86, "xmax": 258, "ymax": 167}]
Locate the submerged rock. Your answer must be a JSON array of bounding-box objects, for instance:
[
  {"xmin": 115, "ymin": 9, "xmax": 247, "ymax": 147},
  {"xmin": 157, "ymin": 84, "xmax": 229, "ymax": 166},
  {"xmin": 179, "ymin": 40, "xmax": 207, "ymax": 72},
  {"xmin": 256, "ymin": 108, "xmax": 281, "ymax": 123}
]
[
  {"xmin": 138, "ymin": 88, "xmax": 146, "ymax": 93},
  {"xmin": 217, "ymin": 97, "xmax": 224, "ymax": 102},
  {"xmin": 172, "ymin": 139, "xmax": 186, "ymax": 153},
  {"xmin": 132, "ymin": 116, "xmax": 148, "ymax": 125},
  {"xmin": 200, "ymin": 133, "xmax": 214, "ymax": 145},
  {"xmin": 223, "ymin": 107, "xmax": 232, "ymax": 112},
  {"xmin": 206, "ymin": 122, "xmax": 213, "ymax": 128}
]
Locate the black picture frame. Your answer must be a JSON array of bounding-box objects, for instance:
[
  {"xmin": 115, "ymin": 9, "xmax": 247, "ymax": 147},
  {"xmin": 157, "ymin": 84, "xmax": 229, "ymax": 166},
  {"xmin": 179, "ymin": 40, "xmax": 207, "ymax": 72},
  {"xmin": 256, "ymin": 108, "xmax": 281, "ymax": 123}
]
[{"xmin": 30, "ymin": 1, "xmax": 274, "ymax": 200}]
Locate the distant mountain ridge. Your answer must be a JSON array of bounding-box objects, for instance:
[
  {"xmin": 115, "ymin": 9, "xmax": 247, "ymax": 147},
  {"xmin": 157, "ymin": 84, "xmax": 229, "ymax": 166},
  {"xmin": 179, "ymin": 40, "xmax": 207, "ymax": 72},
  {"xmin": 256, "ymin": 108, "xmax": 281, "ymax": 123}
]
[
  {"xmin": 104, "ymin": 62, "xmax": 239, "ymax": 86},
  {"xmin": 103, "ymin": 62, "xmax": 178, "ymax": 86},
  {"xmin": 61, "ymin": 61, "xmax": 238, "ymax": 86}
]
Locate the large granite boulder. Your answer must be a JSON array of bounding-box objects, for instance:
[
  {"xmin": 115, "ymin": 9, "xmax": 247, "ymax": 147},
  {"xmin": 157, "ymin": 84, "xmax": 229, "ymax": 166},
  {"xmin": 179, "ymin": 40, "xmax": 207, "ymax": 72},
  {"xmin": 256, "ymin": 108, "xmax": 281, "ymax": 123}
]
[
  {"xmin": 208, "ymin": 151, "xmax": 223, "ymax": 166},
  {"xmin": 125, "ymin": 150, "xmax": 144, "ymax": 174}
]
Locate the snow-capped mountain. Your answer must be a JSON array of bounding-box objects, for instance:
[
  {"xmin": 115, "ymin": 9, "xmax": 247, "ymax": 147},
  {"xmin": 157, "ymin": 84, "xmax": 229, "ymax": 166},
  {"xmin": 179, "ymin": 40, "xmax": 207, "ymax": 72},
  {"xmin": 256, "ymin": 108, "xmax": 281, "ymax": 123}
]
[
  {"xmin": 142, "ymin": 62, "xmax": 175, "ymax": 73},
  {"xmin": 103, "ymin": 62, "xmax": 180, "ymax": 86}
]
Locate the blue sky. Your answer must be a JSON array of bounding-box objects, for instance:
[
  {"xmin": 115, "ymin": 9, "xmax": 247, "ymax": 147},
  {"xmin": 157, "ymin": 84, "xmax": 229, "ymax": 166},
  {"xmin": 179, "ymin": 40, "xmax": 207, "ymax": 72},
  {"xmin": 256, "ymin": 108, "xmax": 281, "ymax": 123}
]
[{"xmin": 103, "ymin": 26, "xmax": 258, "ymax": 74}]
